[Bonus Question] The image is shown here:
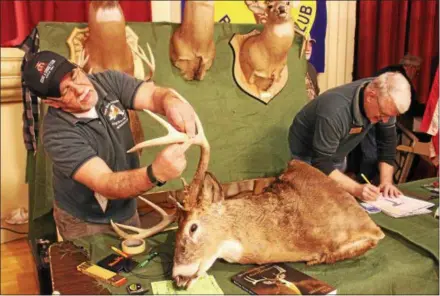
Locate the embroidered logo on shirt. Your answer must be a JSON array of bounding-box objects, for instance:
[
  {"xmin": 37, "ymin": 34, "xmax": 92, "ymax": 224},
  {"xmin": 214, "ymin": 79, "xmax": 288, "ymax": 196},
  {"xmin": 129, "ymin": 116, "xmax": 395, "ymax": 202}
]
[{"xmin": 103, "ymin": 100, "xmax": 128, "ymax": 129}]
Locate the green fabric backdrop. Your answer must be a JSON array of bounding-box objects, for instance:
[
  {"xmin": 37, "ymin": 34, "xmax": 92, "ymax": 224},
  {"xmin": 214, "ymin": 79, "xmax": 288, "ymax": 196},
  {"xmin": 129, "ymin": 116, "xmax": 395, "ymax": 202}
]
[{"xmin": 30, "ymin": 22, "xmax": 307, "ymax": 227}]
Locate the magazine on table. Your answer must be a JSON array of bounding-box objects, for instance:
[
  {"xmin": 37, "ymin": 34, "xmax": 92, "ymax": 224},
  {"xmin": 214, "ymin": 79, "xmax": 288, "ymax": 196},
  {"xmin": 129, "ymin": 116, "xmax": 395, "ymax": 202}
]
[{"xmin": 232, "ymin": 263, "xmax": 337, "ymax": 295}]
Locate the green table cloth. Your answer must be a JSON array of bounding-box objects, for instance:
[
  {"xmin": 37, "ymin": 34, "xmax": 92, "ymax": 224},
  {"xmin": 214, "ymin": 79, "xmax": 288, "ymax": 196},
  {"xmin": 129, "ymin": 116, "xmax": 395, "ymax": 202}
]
[{"xmin": 73, "ymin": 178, "xmax": 439, "ymax": 295}]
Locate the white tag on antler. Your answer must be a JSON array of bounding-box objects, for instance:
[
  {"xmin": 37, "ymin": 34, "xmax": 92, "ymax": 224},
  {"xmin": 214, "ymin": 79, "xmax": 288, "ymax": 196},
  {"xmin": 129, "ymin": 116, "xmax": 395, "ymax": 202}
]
[{"xmin": 94, "ymin": 193, "xmax": 109, "ymax": 213}]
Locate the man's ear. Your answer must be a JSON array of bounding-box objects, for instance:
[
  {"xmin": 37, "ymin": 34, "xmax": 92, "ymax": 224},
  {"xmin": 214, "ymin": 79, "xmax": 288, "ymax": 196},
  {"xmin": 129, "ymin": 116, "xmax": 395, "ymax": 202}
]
[
  {"xmin": 364, "ymin": 86, "xmax": 376, "ymax": 103},
  {"xmin": 42, "ymin": 99, "xmax": 62, "ymax": 109}
]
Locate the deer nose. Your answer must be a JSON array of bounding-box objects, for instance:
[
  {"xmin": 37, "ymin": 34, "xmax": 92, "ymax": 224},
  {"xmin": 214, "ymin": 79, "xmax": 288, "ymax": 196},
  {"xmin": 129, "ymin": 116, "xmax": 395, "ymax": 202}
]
[{"xmin": 278, "ymin": 6, "xmax": 286, "ymax": 14}]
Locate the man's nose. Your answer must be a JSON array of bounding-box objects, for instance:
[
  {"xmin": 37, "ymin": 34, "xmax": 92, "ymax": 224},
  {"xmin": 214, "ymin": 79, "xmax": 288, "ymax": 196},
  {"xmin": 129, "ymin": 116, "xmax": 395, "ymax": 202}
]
[{"xmin": 70, "ymin": 83, "xmax": 85, "ymax": 95}]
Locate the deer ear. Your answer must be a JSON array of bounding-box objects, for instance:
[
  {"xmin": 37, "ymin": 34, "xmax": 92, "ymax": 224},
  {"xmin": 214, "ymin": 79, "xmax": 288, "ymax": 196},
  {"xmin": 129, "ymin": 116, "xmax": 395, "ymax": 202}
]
[
  {"xmin": 245, "ymin": 0, "xmax": 267, "ymax": 15},
  {"xmin": 199, "ymin": 172, "xmax": 224, "ymax": 206}
]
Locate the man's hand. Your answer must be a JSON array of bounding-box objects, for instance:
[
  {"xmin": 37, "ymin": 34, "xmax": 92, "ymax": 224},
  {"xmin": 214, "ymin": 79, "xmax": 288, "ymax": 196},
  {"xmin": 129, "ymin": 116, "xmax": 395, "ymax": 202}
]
[
  {"xmin": 151, "ymin": 142, "xmax": 191, "ymax": 182},
  {"xmin": 163, "ymin": 95, "xmax": 196, "ymax": 138},
  {"xmin": 356, "ymin": 184, "xmax": 381, "ymax": 201},
  {"xmin": 379, "ymin": 182, "xmax": 402, "ymax": 198}
]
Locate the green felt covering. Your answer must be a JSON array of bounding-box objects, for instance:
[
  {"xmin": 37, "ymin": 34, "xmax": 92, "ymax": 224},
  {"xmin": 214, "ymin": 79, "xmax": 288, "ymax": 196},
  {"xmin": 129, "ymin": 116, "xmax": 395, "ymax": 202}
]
[
  {"xmin": 29, "ymin": 22, "xmax": 308, "ymax": 224},
  {"xmin": 73, "ymin": 224, "xmax": 439, "ymax": 295},
  {"xmin": 71, "ymin": 179, "xmax": 439, "ymax": 295}
]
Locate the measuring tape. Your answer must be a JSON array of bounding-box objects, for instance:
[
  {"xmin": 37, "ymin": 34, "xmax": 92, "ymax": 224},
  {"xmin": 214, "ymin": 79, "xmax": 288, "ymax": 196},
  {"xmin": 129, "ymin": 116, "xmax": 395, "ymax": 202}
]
[{"xmin": 121, "ymin": 238, "xmax": 147, "ymax": 255}]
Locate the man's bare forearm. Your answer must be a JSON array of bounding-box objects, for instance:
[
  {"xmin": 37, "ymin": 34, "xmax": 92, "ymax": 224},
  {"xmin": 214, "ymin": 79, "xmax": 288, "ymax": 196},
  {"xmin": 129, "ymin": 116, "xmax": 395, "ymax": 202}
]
[
  {"xmin": 99, "ymin": 167, "xmax": 155, "ymax": 199},
  {"xmin": 379, "ymin": 162, "xmax": 394, "ymax": 184},
  {"xmin": 329, "ymin": 169, "xmax": 361, "ymax": 197}
]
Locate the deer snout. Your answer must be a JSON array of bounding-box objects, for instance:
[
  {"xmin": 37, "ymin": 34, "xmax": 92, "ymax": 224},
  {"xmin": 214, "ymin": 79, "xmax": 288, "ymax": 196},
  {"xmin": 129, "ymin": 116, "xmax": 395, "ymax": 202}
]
[{"xmin": 278, "ymin": 5, "xmax": 287, "ymax": 14}]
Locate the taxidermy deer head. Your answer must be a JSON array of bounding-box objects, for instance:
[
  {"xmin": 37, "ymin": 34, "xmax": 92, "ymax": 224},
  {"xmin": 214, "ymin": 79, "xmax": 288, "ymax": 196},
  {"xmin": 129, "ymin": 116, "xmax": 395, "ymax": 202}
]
[
  {"xmin": 240, "ymin": 0, "xmax": 296, "ymax": 93},
  {"xmin": 170, "ymin": 0, "xmax": 216, "ymax": 81},
  {"xmin": 83, "ymin": 0, "xmax": 156, "ymax": 156},
  {"xmin": 112, "ymin": 91, "xmax": 385, "ymax": 290}
]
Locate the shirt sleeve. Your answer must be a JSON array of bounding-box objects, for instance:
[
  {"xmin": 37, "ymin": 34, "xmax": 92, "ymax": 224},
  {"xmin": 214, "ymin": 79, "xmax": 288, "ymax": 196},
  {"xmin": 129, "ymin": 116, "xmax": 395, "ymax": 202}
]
[
  {"xmin": 43, "ymin": 120, "xmax": 97, "ymax": 178},
  {"xmin": 376, "ymin": 117, "xmax": 397, "ymax": 166},
  {"xmin": 90, "ymin": 70, "xmax": 144, "ymax": 109},
  {"xmin": 311, "ymin": 115, "xmax": 344, "ymax": 175}
]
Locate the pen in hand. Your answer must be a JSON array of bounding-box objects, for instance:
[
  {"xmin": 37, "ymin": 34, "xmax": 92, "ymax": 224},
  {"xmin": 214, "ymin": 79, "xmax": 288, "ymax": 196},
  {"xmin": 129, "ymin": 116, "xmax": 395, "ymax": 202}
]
[{"xmin": 361, "ymin": 173, "xmax": 372, "ymax": 185}]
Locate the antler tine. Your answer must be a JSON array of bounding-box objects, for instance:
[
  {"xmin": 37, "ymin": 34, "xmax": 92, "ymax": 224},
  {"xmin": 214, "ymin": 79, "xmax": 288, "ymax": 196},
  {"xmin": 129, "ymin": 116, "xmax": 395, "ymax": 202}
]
[
  {"xmin": 167, "ymin": 89, "xmax": 209, "ymax": 149},
  {"xmin": 131, "ymin": 42, "xmax": 156, "ymax": 81},
  {"xmin": 111, "ymin": 195, "xmax": 175, "ymax": 240},
  {"xmin": 127, "ymin": 110, "xmax": 190, "ymax": 153}
]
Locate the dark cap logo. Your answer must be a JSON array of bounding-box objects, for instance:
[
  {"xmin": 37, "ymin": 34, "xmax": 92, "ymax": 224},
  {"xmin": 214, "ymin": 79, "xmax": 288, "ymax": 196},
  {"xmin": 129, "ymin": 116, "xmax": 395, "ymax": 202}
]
[{"xmin": 35, "ymin": 62, "xmax": 48, "ymax": 75}]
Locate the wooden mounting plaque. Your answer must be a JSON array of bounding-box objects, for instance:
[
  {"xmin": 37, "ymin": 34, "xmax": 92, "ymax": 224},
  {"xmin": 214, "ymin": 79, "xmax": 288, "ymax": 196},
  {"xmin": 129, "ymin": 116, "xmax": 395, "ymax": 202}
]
[{"xmin": 230, "ymin": 30, "xmax": 288, "ymax": 104}]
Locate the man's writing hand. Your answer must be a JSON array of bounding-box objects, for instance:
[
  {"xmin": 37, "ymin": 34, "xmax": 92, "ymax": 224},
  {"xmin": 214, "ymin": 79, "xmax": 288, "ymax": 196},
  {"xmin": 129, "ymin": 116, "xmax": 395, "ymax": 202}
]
[
  {"xmin": 164, "ymin": 95, "xmax": 196, "ymax": 138},
  {"xmin": 151, "ymin": 142, "xmax": 191, "ymax": 182},
  {"xmin": 380, "ymin": 183, "xmax": 402, "ymax": 198},
  {"xmin": 357, "ymin": 184, "xmax": 381, "ymax": 201}
]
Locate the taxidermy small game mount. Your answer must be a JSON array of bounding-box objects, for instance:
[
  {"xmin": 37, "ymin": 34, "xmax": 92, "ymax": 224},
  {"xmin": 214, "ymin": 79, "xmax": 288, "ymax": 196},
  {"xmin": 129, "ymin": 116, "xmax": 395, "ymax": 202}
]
[
  {"xmin": 66, "ymin": 0, "xmax": 156, "ymax": 158},
  {"xmin": 170, "ymin": 0, "xmax": 216, "ymax": 81},
  {"xmin": 230, "ymin": 0, "xmax": 296, "ymax": 104}
]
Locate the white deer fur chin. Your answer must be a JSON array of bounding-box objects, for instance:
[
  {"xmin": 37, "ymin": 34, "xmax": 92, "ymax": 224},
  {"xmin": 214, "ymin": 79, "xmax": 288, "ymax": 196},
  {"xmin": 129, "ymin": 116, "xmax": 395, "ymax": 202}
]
[
  {"xmin": 273, "ymin": 22, "xmax": 294, "ymax": 38},
  {"xmin": 218, "ymin": 240, "xmax": 244, "ymax": 262},
  {"xmin": 173, "ymin": 239, "xmax": 243, "ymax": 284},
  {"xmin": 96, "ymin": 7, "xmax": 123, "ymax": 22},
  {"xmin": 173, "ymin": 262, "xmax": 200, "ymax": 278}
]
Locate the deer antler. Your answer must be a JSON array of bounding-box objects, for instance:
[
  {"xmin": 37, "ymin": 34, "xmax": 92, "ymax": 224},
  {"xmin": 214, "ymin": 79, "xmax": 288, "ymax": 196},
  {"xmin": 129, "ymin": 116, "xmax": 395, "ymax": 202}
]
[
  {"xmin": 112, "ymin": 90, "xmax": 210, "ymax": 239},
  {"xmin": 129, "ymin": 42, "xmax": 156, "ymax": 81},
  {"xmin": 129, "ymin": 89, "xmax": 210, "ymax": 210},
  {"xmin": 111, "ymin": 195, "xmax": 175, "ymax": 240}
]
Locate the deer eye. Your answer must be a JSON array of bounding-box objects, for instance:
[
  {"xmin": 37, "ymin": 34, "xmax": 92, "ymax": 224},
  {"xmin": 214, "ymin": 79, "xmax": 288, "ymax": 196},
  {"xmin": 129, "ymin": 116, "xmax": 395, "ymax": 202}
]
[
  {"xmin": 268, "ymin": 5, "xmax": 273, "ymax": 9},
  {"xmin": 190, "ymin": 224, "xmax": 198, "ymax": 233}
]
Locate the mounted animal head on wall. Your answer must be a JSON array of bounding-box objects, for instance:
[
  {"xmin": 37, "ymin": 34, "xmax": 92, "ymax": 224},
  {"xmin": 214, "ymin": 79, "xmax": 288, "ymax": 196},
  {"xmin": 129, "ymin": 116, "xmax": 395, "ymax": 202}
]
[
  {"xmin": 230, "ymin": 0, "xmax": 296, "ymax": 104},
  {"xmin": 170, "ymin": 0, "xmax": 216, "ymax": 81}
]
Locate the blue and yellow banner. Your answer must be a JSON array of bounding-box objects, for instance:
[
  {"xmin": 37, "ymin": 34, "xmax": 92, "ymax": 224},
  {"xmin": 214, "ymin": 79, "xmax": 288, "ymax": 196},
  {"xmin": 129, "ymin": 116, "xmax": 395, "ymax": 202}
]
[{"xmin": 181, "ymin": 0, "xmax": 327, "ymax": 72}]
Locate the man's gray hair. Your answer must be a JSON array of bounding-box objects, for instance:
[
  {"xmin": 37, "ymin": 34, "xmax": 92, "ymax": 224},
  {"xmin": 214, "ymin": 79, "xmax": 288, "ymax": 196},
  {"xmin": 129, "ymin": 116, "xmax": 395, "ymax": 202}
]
[{"xmin": 370, "ymin": 72, "xmax": 411, "ymax": 114}]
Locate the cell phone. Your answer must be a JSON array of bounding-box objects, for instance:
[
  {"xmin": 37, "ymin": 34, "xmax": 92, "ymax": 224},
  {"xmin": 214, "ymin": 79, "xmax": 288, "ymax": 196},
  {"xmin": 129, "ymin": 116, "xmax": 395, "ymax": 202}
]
[{"xmin": 126, "ymin": 283, "xmax": 149, "ymax": 295}]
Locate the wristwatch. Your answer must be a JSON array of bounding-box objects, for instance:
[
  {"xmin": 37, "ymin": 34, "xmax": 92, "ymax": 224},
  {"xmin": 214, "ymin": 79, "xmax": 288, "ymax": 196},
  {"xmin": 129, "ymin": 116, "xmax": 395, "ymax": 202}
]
[{"xmin": 146, "ymin": 164, "xmax": 166, "ymax": 187}]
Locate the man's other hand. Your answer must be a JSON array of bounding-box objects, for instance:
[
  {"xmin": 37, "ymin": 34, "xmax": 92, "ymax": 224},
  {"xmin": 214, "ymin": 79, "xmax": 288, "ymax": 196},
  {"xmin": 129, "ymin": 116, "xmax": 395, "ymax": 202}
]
[
  {"xmin": 164, "ymin": 95, "xmax": 196, "ymax": 138},
  {"xmin": 380, "ymin": 182, "xmax": 402, "ymax": 198}
]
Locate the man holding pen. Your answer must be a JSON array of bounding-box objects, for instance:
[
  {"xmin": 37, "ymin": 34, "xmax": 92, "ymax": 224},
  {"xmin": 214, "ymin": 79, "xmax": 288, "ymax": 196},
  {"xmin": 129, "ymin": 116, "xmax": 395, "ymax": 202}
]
[{"xmin": 288, "ymin": 72, "xmax": 411, "ymax": 201}]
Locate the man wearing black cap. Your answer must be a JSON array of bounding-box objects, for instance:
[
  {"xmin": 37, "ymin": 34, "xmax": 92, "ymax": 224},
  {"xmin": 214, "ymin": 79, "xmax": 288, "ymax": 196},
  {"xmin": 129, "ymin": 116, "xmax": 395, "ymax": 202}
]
[{"xmin": 23, "ymin": 50, "xmax": 197, "ymax": 240}]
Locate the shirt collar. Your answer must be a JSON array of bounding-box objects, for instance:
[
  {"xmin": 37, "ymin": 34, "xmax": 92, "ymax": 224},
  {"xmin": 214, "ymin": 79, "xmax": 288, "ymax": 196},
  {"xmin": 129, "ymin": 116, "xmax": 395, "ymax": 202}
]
[{"xmin": 352, "ymin": 79, "xmax": 373, "ymax": 127}]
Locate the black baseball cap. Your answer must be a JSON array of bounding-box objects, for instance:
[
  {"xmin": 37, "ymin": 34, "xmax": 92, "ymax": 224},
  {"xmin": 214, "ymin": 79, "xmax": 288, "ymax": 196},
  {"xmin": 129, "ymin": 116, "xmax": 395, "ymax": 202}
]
[{"xmin": 22, "ymin": 51, "xmax": 76, "ymax": 98}]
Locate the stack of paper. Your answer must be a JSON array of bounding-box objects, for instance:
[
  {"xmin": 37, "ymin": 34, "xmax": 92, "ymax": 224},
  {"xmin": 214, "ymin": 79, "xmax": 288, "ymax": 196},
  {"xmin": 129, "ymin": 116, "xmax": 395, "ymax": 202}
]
[{"xmin": 366, "ymin": 194, "xmax": 435, "ymax": 218}]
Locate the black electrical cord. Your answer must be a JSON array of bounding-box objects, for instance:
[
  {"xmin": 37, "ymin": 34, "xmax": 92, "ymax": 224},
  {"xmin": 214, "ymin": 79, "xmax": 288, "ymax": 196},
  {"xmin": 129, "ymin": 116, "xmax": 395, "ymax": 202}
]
[
  {"xmin": 129, "ymin": 251, "xmax": 174, "ymax": 279},
  {"xmin": 0, "ymin": 227, "xmax": 28, "ymax": 235}
]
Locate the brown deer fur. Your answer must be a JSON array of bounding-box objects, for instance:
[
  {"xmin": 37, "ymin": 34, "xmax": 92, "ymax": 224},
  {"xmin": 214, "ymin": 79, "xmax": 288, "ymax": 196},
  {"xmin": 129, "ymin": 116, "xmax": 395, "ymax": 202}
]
[
  {"xmin": 170, "ymin": 1, "xmax": 216, "ymax": 81},
  {"xmin": 172, "ymin": 160, "xmax": 384, "ymax": 289},
  {"xmin": 240, "ymin": 0, "xmax": 295, "ymax": 91},
  {"xmin": 84, "ymin": 1, "xmax": 144, "ymax": 150}
]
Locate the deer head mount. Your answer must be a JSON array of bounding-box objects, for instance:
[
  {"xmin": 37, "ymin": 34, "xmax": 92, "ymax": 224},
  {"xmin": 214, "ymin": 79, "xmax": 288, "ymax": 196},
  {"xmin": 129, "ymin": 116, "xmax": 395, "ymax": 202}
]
[
  {"xmin": 230, "ymin": 0, "xmax": 296, "ymax": 103},
  {"xmin": 170, "ymin": 0, "xmax": 216, "ymax": 81}
]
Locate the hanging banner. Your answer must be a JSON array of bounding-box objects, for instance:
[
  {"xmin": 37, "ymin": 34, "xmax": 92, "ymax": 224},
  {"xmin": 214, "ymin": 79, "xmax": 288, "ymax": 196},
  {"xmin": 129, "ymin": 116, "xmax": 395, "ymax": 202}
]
[{"xmin": 181, "ymin": 0, "xmax": 327, "ymax": 72}]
